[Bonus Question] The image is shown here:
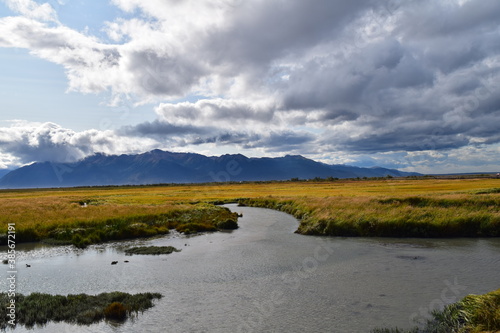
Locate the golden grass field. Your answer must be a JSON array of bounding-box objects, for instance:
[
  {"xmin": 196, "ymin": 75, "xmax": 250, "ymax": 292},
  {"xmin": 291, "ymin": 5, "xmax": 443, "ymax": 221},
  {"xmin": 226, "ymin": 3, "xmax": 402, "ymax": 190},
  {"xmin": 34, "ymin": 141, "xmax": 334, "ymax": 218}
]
[
  {"xmin": 0, "ymin": 177, "xmax": 499, "ymax": 243},
  {"xmin": 1, "ymin": 178, "xmax": 499, "ymax": 332}
]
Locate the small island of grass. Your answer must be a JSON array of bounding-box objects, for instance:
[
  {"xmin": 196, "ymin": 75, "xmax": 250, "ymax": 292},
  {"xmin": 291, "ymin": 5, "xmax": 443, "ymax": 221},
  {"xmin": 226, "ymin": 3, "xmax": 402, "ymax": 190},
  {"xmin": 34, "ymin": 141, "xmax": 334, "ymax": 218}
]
[
  {"xmin": 124, "ymin": 245, "xmax": 181, "ymax": 255},
  {"xmin": 0, "ymin": 291, "xmax": 162, "ymax": 330}
]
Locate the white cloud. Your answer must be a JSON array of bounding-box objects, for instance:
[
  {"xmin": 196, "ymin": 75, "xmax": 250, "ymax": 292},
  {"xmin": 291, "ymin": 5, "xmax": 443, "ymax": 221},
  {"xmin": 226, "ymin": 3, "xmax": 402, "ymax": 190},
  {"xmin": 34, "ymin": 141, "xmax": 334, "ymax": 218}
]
[
  {"xmin": 0, "ymin": 0, "xmax": 499, "ymax": 173},
  {"xmin": 3, "ymin": 0, "xmax": 57, "ymax": 22},
  {"xmin": 0, "ymin": 121, "xmax": 157, "ymax": 167},
  {"xmin": 155, "ymin": 98, "xmax": 279, "ymax": 128}
]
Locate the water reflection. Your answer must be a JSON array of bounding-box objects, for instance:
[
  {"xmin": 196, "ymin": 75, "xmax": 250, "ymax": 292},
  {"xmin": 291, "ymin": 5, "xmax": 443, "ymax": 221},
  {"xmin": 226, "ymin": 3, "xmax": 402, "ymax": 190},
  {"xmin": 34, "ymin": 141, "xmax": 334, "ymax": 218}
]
[{"xmin": 1, "ymin": 205, "xmax": 499, "ymax": 333}]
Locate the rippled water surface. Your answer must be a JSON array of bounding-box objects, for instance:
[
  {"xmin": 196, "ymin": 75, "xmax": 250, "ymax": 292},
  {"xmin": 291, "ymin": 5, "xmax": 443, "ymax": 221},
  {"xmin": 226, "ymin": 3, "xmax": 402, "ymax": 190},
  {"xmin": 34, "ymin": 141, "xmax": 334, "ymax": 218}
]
[{"xmin": 2, "ymin": 205, "xmax": 499, "ymax": 332}]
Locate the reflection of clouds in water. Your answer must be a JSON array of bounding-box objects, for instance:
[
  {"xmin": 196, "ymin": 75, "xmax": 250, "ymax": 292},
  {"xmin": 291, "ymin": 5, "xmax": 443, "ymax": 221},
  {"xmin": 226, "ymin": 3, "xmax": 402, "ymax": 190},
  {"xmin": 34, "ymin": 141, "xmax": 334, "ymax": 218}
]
[
  {"xmin": 2, "ymin": 207, "xmax": 500, "ymax": 332},
  {"xmin": 2, "ymin": 244, "xmax": 80, "ymax": 262}
]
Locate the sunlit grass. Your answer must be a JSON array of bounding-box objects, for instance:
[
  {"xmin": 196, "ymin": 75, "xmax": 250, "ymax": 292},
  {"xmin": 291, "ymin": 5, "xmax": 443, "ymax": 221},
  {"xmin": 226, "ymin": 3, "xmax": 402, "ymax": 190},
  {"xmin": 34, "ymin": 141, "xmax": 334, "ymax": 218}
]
[
  {"xmin": 0, "ymin": 195, "xmax": 239, "ymax": 247},
  {"xmin": 1, "ymin": 178, "xmax": 499, "ymax": 243},
  {"xmin": 239, "ymin": 189, "xmax": 500, "ymax": 237},
  {"xmin": 1, "ymin": 178, "xmax": 499, "ymax": 331}
]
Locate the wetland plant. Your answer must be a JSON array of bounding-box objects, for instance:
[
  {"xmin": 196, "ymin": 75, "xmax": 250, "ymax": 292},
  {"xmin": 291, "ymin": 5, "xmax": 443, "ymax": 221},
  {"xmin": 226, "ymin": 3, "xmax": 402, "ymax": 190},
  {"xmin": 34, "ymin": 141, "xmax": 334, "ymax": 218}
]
[
  {"xmin": 0, "ymin": 291, "xmax": 162, "ymax": 329},
  {"xmin": 124, "ymin": 246, "xmax": 181, "ymax": 255},
  {"xmin": 2, "ymin": 203, "xmax": 239, "ymax": 248},
  {"xmin": 371, "ymin": 288, "xmax": 500, "ymax": 333},
  {"xmin": 103, "ymin": 302, "xmax": 127, "ymax": 321}
]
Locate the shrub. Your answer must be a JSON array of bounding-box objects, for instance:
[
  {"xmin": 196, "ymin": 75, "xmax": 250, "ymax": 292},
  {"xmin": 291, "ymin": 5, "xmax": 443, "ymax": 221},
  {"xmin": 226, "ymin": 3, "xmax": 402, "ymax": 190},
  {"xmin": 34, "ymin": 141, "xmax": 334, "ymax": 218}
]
[
  {"xmin": 217, "ymin": 218, "xmax": 238, "ymax": 229},
  {"xmin": 103, "ymin": 302, "xmax": 127, "ymax": 321}
]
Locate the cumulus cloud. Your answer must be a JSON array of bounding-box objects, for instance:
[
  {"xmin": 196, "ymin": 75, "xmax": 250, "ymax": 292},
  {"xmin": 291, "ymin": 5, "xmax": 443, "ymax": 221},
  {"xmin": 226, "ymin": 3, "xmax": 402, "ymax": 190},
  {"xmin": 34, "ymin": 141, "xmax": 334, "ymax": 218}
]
[
  {"xmin": 1, "ymin": 0, "xmax": 499, "ymax": 172},
  {"xmin": 154, "ymin": 99, "xmax": 278, "ymax": 127},
  {"xmin": 0, "ymin": 121, "xmax": 157, "ymax": 167},
  {"xmin": 3, "ymin": 0, "xmax": 57, "ymax": 22}
]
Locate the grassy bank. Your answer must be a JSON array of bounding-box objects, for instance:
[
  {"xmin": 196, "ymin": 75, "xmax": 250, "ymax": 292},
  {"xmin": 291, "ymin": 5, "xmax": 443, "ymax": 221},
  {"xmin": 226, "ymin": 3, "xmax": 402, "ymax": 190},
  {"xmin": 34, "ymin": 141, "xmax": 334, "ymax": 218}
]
[
  {"xmin": 238, "ymin": 190, "xmax": 500, "ymax": 237},
  {"xmin": 0, "ymin": 291, "xmax": 162, "ymax": 329},
  {"xmin": 0, "ymin": 178, "xmax": 499, "ymax": 243},
  {"xmin": 0, "ymin": 200, "xmax": 239, "ymax": 247},
  {"xmin": 371, "ymin": 288, "xmax": 500, "ymax": 333}
]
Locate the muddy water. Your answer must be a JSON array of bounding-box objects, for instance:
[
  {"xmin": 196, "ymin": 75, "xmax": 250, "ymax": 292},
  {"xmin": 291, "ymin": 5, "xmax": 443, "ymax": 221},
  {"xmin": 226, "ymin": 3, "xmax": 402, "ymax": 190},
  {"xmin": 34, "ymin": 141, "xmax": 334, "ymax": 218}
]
[{"xmin": 1, "ymin": 204, "xmax": 499, "ymax": 332}]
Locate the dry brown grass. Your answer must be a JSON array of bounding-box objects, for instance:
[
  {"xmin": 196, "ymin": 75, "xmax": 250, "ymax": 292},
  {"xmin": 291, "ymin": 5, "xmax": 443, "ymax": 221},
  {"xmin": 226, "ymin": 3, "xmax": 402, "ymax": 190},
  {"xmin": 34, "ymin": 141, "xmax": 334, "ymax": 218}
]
[{"xmin": 1, "ymin": 178, "xmax": 499, "ymax": 239}]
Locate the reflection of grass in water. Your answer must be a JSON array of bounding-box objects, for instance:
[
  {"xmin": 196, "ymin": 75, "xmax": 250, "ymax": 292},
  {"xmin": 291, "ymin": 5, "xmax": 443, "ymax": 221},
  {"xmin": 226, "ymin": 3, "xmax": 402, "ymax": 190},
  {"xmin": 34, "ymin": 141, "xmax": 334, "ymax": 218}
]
[
  {"xmin": 371, "ymin": 289, "xmax": 500, "ymax": 333},
  {"xmin": 124, "ymin": 245, "xmax": 181, "ymax": 255},
  {"xmin": 0, "ymin": 291, "xmax": 162, "ymax": 329}
]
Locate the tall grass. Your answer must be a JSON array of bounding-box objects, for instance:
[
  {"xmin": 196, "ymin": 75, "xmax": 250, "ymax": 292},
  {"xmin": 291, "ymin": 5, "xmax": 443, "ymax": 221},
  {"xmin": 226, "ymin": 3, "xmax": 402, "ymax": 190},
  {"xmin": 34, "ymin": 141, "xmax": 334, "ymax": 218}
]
[
  {"xmin": 371, "ymin": 289, "xmax": 500, "ymax": 333},
  {"xmin": 0, "ymin": 201, "xmax": 239, "ymax": 247},
  {"xmin": 1, "ymin": 178, "xmax": 499, "ymax": 243},
  {"xmin": 239, "ymin": 192, "xmax": 500, "ymax": 237},
  {"xmin": 0, "ymin": 291, "xmax": 162, "ymax": 329}
]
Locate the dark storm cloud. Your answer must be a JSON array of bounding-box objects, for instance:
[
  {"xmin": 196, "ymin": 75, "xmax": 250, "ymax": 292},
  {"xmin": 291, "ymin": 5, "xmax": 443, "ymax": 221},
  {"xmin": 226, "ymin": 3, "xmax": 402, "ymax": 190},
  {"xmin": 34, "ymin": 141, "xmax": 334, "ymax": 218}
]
[
  {"xmin": 2, "ymin": 0, "xmax": 500, "ymax": 172},
  {"xmin": 206, "ymin": 0, "xmax": 372, "ymax": 68},
  {"xmin": 396, "ymin": 0, "xmax": 500, "ymax": 38},
  {"xmin": 120, "ymin": 120, "xmax": 210, "ymax": 137},
  {"xmin": 119, "ymin": 0, "xmax": 500, "ymax": 160},
  {"xmin": 247, "ymin": 131, "xmax": 316, "ymax": 152},
  {"xmin": 188, "ymin": 132, "xmax": 260, "ymax": 146},
  {"xmin": 122, "ymin": 118, "xmax": 315, "ymax": 153},
  {"xmin": 127, "ymin": 49, "xmax": 206, "ymax": 97},
  {"xmin": 154, "ymin": 99, "xmax": 276, "ymax": 124}
]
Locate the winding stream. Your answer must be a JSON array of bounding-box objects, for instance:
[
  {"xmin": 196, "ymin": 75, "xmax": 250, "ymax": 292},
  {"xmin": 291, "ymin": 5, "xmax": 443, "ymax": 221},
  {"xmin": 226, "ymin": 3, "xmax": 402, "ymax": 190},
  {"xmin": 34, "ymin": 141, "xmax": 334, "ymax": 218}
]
[{"xmin": 2, "ymin": 204, "xmax": 500, "ymax": 332}]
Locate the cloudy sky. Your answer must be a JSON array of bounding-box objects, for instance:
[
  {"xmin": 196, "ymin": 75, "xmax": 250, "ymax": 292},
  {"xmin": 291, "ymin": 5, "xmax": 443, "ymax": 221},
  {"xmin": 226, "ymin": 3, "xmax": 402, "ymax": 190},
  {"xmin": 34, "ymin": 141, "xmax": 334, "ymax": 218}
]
[{"xmin": 0, "ymin": 0, "xmax": 499, "ymax": 174}]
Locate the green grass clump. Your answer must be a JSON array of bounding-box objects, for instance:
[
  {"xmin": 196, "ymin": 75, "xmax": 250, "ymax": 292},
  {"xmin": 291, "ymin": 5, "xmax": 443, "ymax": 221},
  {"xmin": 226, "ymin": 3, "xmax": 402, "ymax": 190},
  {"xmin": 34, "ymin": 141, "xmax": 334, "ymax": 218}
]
[
  {"xmin": 0, "ymin": 291, "xmax": 162, "ymax": 329},
  {"xmin": 216, "ymin": 218, "xmax": 239, "ymax": 229},
  {"xmin": 124, "ymin": 246, "xmax": 181, "ymax": 255},
  {"xmin": 371, "ymin": 288, "xmax": 500, "ymax": 333},
  {"xmin": 475, "ymin": 188, "xmax": 500, "ymax": 195},
  {"xmin": 458, "ymin": 289, "xmax": 500, "ymax": 332}
]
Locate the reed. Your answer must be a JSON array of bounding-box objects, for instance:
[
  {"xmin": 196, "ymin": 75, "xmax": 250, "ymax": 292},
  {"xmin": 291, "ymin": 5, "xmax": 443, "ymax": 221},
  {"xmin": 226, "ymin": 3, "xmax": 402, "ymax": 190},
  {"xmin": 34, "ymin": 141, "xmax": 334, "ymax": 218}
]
[
  {"xmin": 0, "ymin": 201, "xmax": 239, "ymax": 247},
  {"xmin": 0, "ymin": 178, "xmax": 499, "ymax": 243},
  {"xmin": 371, "ymin": 288, "xmax": 500, "ymax": 333},
  {"xmin": 0, "ymin": 291, "xmax": 162, "ymax": 329},
  {"xmin": 238, "ymin": 191, "xmax": 500, "ymax": 237}
]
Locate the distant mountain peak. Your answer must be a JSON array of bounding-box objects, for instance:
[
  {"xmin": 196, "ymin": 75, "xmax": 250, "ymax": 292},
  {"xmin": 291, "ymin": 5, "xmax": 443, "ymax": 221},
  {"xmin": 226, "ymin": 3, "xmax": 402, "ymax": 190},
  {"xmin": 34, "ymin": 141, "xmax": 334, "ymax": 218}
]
[{"xmin": 0, "ymin": 150, "xmax": 420, "ymax": 189}]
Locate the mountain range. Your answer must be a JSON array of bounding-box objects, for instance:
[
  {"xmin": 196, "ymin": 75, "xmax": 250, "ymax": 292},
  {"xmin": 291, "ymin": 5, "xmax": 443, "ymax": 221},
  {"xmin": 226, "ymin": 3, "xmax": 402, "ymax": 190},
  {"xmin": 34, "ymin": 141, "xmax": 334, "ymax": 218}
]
[{"xmin": 0, "ymin": 150, "xmax": 420, "ymax": 189}]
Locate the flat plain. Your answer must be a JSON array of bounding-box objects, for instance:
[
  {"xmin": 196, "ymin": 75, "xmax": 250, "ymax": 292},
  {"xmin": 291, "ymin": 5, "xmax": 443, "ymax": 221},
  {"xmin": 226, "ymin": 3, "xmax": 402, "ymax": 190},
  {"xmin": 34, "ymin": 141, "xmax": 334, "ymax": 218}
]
[{"xmin": 1, "ymin": 177, "xmax": 499, "ymax": 244}]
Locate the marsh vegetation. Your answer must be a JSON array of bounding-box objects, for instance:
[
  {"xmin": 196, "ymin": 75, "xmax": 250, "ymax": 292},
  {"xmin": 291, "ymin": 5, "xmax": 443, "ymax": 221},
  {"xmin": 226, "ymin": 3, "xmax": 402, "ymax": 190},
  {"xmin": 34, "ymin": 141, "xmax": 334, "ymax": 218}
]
[
  {"xmin": 1, "ymin": 178, "xmax": 498, "ymax": 244},
  {"xmin": 0, "ymin": 178, "xmax": 498, "ymax": 330},
  {"xmin": 0, "ymin": 291, "xmax": 162, "ymax": 330},
  {"xmin": 371, "ymin": 288, "xmax": 500, "ymax": 333},
  {"xmin": 239, "ymin": 192, "xmax": 500, "ymax": 237},
  {"xmin": 0, "ymin": 178, "xmax": 500, "ymax": 247},
  {"xmin": 0, "ymin": 198, "xmax": 239, "ymax": 247},
  {"xmin": 124, "ymin": 245, "xmax": 181, "ymax": 255}
]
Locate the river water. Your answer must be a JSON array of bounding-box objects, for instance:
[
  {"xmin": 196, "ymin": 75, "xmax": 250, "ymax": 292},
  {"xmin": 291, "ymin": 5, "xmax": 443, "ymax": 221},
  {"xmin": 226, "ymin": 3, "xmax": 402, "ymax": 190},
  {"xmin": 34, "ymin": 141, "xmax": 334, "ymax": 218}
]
[{"xmin": 2, "ymin": 204, "xmax": 499, "ymax": 333}]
